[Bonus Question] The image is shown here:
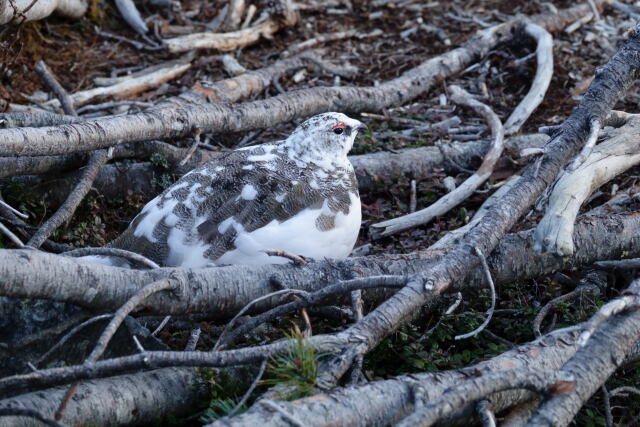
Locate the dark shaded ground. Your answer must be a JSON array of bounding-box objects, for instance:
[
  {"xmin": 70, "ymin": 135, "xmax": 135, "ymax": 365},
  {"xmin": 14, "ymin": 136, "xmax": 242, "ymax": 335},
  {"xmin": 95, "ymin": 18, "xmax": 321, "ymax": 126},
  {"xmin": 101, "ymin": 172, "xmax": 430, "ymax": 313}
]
[{"xmin": 2, "ymin": 0, "xmax": 640, "ymax": 424}]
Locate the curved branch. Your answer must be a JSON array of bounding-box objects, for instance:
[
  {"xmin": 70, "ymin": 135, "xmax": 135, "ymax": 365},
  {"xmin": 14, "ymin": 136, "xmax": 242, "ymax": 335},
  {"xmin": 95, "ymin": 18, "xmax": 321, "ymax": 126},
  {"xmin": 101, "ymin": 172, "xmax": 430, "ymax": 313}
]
[
  {"xmin": 504, "ymin": 23, "xmax": 554, "ymax": 135},
  {"xmin": 370, "ymin": 84, "xmax": 504, "ymax": 238},
  {"xmin": 533, "ymin": 116, "xmax": 640, "ymax": 256}
]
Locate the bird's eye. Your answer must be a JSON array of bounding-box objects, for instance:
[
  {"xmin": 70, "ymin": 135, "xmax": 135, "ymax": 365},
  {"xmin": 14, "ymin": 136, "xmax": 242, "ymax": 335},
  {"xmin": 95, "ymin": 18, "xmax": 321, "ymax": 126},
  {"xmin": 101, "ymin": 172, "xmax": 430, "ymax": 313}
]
[{"xmin": 333, "ymin": 127, "xmax": 344, "ymax": 135}]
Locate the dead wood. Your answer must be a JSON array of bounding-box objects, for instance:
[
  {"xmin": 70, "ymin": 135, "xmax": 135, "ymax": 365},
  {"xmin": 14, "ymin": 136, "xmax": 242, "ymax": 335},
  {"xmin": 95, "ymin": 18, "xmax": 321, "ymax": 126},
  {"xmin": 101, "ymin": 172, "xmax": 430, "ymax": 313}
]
[
  {"xmin": 114, "ymin": 0, "xmax": 148, "ymax": 35},
  {"xmin": 308, "ymin": 9, "xmax": 640, "ymax": 390},
  {"xmin": 211, "ymin": 318, "xmax": 640, "ymax": 426},
  {"xmin": 1, "ymin": 1, "xmax": 633, "ymax": 424},
  {"xmin": 0, "ymin": 368, "xmax": 206, "ymax": 427},
  {"xmin": 370, "ymin": 84, "xmax": 505, "ymax": 237},
  {"xmin": 528, "ymin": 279, "xmax": 640, "ymax": 426},
  {"xmin": 43, "ymin": 58, "xmax": 193, "ymax": 110},
  {"xmin": 163, "ymin": 0, "xmax": 298, "ymax": 53},
  {"xmin": 0, "ymin": 3, "xmax": 598, "ymax": 157},
  {"xmin": 534, "ymin": 114, "xmax": 640, "ymax": 256},
  {"xmin": 0, "ymin": 134, "xmax": 548, "ymax": 205},
  {"xmin": 0, "ymin": 209, "xmax": 637, "ymax": 319},
  {"xmin": 503, "ymin": 23, "xmax": 553, "ymax": 135},
  {"xmin": 0, "ymin": 0, "xmax": 87, "ymax": 25},
  {"xmin": 26, "ymin": 149, "xmax": 112, "ymax": 248}
]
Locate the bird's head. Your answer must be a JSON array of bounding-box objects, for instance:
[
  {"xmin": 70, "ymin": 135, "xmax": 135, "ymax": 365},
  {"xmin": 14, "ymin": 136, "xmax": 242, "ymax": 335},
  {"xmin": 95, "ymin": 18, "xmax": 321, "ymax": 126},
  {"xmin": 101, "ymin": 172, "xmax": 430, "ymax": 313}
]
[{"xmin": 285, "ymin": 112, "xmax": 366, "ymax": 167}]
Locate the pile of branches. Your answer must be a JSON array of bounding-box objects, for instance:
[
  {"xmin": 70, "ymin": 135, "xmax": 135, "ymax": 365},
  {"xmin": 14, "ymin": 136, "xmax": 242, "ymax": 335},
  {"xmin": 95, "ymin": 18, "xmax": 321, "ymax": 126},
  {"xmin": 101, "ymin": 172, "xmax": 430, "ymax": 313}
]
[{"xmin": 3, "ymin": 0, "xmax": 640, "ymax": 425}]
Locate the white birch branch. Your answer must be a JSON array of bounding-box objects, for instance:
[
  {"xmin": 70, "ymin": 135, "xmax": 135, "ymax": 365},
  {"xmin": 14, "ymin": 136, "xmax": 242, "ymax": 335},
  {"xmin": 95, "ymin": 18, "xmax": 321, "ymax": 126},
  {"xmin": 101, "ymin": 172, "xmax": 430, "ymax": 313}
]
[{"xmin": 504, "ymin": 23, "xmax": 554, "ymax": 135}]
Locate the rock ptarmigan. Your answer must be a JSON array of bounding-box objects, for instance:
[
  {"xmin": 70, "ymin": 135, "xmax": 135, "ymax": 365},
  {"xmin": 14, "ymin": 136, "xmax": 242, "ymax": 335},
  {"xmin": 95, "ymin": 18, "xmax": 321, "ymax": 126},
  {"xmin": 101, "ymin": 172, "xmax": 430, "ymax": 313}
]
[{"xmin": 105, "ymin": 112, "xmax": 365, "ymax": 268}]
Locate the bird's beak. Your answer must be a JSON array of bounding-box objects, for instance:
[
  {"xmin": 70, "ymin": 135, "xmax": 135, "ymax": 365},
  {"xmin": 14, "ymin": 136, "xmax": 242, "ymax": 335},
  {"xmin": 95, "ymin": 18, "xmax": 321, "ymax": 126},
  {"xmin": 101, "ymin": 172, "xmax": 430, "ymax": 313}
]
[{"xmin": 355, "ymin": 123, "xmax": 367, "ymax": 132}]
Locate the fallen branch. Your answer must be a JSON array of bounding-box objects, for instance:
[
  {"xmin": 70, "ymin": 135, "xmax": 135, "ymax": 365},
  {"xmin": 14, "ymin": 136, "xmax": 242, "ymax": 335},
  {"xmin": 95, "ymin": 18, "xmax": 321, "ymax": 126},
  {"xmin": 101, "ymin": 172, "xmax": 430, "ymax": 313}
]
[
  {"xmin": 454, "ymin": 247, "xmax": 496, "ymax": 340},
  {"xmin": 282, "ymin": 28, "xmax": 383, "ymax": 57},
  {"xmin": 396, "ymin": 369, "xmax": 561, "ymax": 427},
  {"xmin": 0, "ymin": 0, "xmax": 87, "ymax": 25},
  {"xmin": 0, "ymin": 3, "xmax": 596, "ymax": 157},
  {"xmin": 43, "ymin": 58, "xmax": 193, "ymax": 109},
  {"xmin": 214, "ymin": 318, "xmax": 640, "ymax": 426},
  {"xmin": 528, "ymin": 278, "xmax": 640, "ymax": 425},
  {"xmin": 0, "ymin": 368, "xmax": 206, "ymax": 426},
  {"xmin": 163, "ymin": 0, "xmax": 298, "ymax": 53},
  {"xmin": 34, "ymin": 61, "xmax": 76, "ymax": 116},
  {"xmin": 503, "ymin": 23, "xmax": 553, "ymax": 135},
  {"xmin": 533, "ymin": 272, "xmax": 603, "ymax": 337},
  {"xmin": 310, "ymin": 7, "xmax": 636, "ymax": 389},
  {"xmin": 0, "ymin": 209, "xmax": 637, "ymax": 318},
  {"xmin": 61, "ymin": 247, "xmax": 160, "ymax": 269},
  {"xmin": 54, "ymin": 277, "xmax": 179, "ymax": 420},
  {"xmin": 115, "ymin": 0, "xmax": 148, "ymax": 34},
  {"xmin": 371, "ymin": 84, "xmax": 505, "ymax": 238},
  {"xmin": 26, "ymin": 148, "xmax": 112, "ymax": 248},
  {"xmin": 533, "ymin": 114, "xmax": 640, "ymax": 256},
  {"xmin": 0, "ymin": 134, "xmax": 549, "ymax": 197}
]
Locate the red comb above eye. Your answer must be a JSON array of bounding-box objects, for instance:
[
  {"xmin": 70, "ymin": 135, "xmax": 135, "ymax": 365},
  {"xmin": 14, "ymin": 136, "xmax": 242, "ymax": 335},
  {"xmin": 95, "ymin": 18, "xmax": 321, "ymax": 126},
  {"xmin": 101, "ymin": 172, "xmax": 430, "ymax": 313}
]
[{"xmin": 331, "ymin": 123, "xmax": 347, "ymax": 129}]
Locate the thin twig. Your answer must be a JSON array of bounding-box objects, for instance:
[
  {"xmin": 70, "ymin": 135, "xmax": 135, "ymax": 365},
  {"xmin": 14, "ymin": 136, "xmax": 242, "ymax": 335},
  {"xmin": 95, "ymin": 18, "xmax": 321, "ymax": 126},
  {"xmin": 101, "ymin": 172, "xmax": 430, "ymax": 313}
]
[
  {"xmin": 151, "ymin": 316, "xmax": 171, "ymax": 336},
  {"xmin": 179, "ymin": 128, "xmax": 202, "ymax": 166},
  {"xmin": 610, "ymin": 386, "xmax": 640, "ymax": 397},
  {"xmin": 477, "ymin": 400, "xmax": 497, "ymax": 427},
  {"xmin": 87, "ymin": 278, "xmax": 178, "ymax": 362},
  {"xmin": 418, "ymin": 292, "xmax": 462, "ymax": 343},
  {"xmin": 263, "ymin": 249, "xmax": 306, "ymax": 265},
  {"xmin": 35, "ymin": 60, "xmax": 77, "ymax": 116},
  {"xmin": 568, "ymin": 118, "xmax": 602, "ymax": 171},
  {"xmin": 533, "ymin": 283, "xmax": 599, "ymax": 337},
  {"xmin": 578, "ymin": 290, "xmax": 640, "ymax": 346},
  {"xmin": 0, "ymin": 199, "xmax": 28, "ymax": 219},
  {"xmin": 55, "ymin": 278, "xmax": 178, "ymax": 420},
  {"xmin": 503, "ymin": 23, "xmax": 553, "ymax": 135},
  {"xmin": 27, "ymin": 149, "xmax": 113, "ymax": 248},
  {"xmin": 602, "ymin": 385, "xmax": 613, "ymax": 427},
  {"xmin": 31, "ymin": 314, "xmax": 114, "ymax": 369},
  {"xmin": 349, "ymin": 289, "xmax": 365, "ymax": 385},
  {"xmin": 185, "ymin": 328, "xmax": 201, "ymax": 351},
  {"xmin": 0, "ymin": 221, "xmax": 24, "ymax": 247},
  {"xmin": 213, "ymin": 289, "xmax": 309, "ymax": 351},
  {"xmin": 371, "ymin": 85, "xmax": 504, "ymax": 238},
  {"xmin": 62, "ymin": 247, "xmax": 160, "ymax": 269},
  {"xmin": 227, "ymin": 358, "xmax": 268, "ymax": 418},
  {"xmin": 217, "ymin": 276, "xmax": 407, "ymax": 350},
  {"xmin": 455, "ymin": 247, "xmax": 496, "ymax": 340},
  {"xmin": 409, "ymin": 179, "xmax": 417, "ymax": 213},
  {"xmin": 132, "ymin": 335, "xmax": 145, "ymax": 352}
]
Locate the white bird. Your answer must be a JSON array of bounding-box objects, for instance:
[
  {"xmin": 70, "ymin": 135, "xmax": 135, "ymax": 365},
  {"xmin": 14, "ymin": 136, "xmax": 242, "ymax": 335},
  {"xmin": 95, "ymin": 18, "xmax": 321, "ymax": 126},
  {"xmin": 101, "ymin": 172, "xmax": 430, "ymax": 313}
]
[{"xmin": 102, "ymin": 112, "xmax": 365, "ymax": 268}]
